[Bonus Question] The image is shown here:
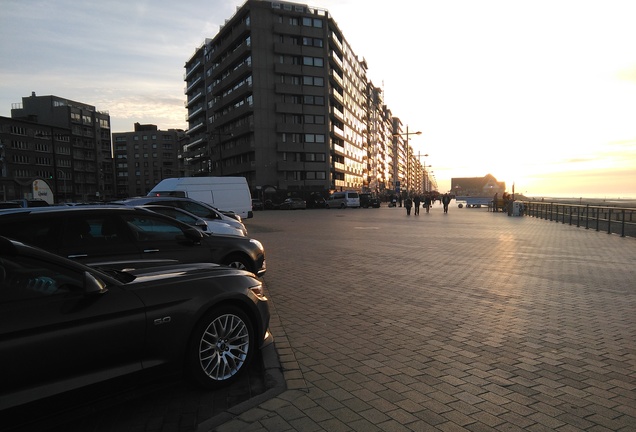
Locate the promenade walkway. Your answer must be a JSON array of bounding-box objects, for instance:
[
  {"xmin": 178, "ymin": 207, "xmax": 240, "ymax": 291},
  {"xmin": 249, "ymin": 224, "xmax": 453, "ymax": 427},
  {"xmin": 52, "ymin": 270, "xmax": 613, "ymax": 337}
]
[{"xmin": 209, "ymin": 203, "xmax": 636, "ymax": 431}]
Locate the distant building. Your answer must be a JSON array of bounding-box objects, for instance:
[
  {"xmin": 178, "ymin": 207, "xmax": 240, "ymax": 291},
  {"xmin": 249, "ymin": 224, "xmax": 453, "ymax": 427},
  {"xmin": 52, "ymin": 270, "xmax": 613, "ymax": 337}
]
[
  {"xmin": 0, "ymin": 92, "xmax": 113, "ymax": 203},
  {"xmin": 112, "ymin": 123, "xmax": 185, "ymax": 198},
  {"xmin": 451, "ymin": 174, "xmax": 505, "ymax": 197}
]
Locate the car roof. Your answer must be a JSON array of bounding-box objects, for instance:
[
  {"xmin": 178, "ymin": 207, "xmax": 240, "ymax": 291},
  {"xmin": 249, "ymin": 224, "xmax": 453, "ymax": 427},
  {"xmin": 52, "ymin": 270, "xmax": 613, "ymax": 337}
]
[
  {"xmin": 114, "ymin": 196, "xmax": 196, "ymax": 204},
  {"xmin": 0, "ymin": 205, "xmax": 197, "ymax": 227},
  {"xmin": 0, "ymin": 204, "xmax": 138, "ymax": 216}
]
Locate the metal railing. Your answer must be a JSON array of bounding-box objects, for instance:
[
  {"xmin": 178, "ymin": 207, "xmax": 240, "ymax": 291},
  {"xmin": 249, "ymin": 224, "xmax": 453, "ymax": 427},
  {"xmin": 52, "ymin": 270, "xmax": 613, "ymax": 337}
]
[{"xmin": 522, "ymin": 201, "xmax": 636, "ymax": 238}]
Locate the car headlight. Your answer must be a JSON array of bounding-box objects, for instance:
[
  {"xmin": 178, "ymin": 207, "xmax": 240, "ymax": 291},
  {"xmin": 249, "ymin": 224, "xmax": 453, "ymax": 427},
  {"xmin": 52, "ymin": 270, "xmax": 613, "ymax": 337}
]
[
  {"xmin": 249, "ymin": 283, "xmax": 267, "ymax": 300},
  {"xmin": 249, "ymin": 239, "xmax": 264, "ymax": 251}
]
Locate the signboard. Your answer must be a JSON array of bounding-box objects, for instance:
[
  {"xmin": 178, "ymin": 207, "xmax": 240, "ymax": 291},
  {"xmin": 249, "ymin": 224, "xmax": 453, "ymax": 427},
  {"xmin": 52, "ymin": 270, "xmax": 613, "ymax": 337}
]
[{"xmin": 32, "ymin": 179, "xmax": 54, "ymax": 204}]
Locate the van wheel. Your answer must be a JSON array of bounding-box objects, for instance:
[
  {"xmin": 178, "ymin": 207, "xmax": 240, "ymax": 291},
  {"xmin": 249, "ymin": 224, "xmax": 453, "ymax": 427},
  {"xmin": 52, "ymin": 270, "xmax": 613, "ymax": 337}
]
[{"xmin": 339, "ymin": 203, "xmax": 345, "ymax": 209}]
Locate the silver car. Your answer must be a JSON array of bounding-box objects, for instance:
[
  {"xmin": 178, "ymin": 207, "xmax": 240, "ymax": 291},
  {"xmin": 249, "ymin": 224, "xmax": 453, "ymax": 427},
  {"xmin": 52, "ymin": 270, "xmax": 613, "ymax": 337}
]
[
  {"xmin": 112, "ymin": 197, "xmax": 248, "ymax": 236},
  {"xmin": 140, "ymin": 205, "xmax": 245, "ymax": 236}
]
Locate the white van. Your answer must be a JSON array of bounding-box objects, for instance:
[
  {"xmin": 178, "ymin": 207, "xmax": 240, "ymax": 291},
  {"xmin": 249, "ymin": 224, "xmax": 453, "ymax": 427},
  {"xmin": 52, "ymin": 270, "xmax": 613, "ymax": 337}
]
[
  {"xmin": 326, "ymin": 191, "xmax": 360, "ymax": 209},
  {"xmin": 148, "ymin": 177, "xmax": 253, "ymax": 218}
]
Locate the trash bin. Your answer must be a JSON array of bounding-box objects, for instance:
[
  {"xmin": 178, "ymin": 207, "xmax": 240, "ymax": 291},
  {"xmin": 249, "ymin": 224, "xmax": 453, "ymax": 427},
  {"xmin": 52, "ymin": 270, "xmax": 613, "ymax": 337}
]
[{"xmin": 512, "ymin": 201, "xmax": 522, "ymax": 216}]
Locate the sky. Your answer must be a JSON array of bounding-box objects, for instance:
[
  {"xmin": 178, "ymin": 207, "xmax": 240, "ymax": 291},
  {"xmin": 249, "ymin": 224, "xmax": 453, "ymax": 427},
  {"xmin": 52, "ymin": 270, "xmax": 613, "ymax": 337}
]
[{"xmin": 2, "ymin": 0, "xmax": 635, "ymax": 199}]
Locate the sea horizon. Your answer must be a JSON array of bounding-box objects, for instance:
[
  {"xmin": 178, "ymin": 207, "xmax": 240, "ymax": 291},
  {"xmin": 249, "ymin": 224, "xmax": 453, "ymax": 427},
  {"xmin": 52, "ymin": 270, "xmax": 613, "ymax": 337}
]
[{"xmin": 521, "ymin": 195, "xmax": 636, "ymax": 208}]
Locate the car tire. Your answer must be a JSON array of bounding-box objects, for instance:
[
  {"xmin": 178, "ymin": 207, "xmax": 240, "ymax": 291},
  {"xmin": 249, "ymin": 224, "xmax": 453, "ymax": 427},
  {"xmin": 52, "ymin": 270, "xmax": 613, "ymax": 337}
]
[
  {"xmin": 186, "ymin": 306, "xmax": 255, "ymax": 389},
  {"xmin": 223, "ymin": 253, "xmax": 252, "ymax": 273}
]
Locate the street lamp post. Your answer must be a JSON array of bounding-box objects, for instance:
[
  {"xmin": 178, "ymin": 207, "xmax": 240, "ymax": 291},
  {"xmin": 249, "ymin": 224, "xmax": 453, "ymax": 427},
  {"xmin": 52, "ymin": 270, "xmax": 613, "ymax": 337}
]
[{"xmin": 392, "ymin": 126, "xmax": 422, "ymax": 195}]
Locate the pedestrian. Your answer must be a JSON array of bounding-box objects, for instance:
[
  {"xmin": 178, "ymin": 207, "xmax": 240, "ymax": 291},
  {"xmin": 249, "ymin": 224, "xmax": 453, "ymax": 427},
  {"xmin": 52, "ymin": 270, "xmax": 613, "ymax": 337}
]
[
  {"xmin": 424, "ymin": 194, "xmax": 432, "ymax": 213},
  {"xmin": 398, "ymin": 195, "xmax": 403, "ymax": 207},
  {"xmin": 413, "ymin": 195, "xmax": 421, "ymax": 215},
  {"xmin": 493, "ymin": 192, "xmax": 498, "ymax": 212},
  {"xmin": 404, "ymin": 196, "xmax": 413, "ymax": 215},
  {"xmin": 442, "ymin": 193, "xmax": 451, "ymax": 213}
]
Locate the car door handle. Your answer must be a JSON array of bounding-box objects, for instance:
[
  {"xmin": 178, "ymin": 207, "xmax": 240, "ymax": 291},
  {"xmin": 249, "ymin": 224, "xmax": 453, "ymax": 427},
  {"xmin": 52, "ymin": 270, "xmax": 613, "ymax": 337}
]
[
  {"xmin": 143, "ymin": 249, "xmax": 160, "ymax": 253},
  {"xmin": 68, "ymin": 254, "xmax": 89, "ymax": 258}
]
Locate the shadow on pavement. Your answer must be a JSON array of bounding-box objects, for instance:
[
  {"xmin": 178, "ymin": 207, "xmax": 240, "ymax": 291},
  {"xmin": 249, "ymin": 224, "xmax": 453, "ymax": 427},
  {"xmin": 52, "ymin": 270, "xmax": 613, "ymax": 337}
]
[{"xmin": 2, "ymin": 350, "xmax": 268, "ymax": 432}]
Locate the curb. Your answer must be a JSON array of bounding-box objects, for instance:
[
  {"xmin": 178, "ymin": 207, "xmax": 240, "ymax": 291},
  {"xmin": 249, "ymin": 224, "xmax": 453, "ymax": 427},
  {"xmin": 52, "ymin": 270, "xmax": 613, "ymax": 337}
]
[{"xmin": 196, "ymin": 342, "xmax": 285, "ymax": 432}]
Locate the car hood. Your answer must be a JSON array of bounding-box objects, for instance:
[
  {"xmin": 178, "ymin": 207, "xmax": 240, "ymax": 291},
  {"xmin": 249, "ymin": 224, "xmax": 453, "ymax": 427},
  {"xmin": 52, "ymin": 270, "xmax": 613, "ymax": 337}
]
[
  {"xmin": 121, "ymin": 261, "xmax": 254, "ymax": 282},
  {"xmin": 90, "ymin": 260, "xmax": 254, "ymax": 283}
]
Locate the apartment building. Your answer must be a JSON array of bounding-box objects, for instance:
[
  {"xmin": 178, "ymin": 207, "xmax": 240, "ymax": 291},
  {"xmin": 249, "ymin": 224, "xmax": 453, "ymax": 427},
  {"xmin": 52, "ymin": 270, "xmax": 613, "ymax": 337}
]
[
  {"xmin": 113, "ymin": 123, "xmax": 184, "ymax": 198},
  {"xmin": 0, "ymin": 92, "xmax": 114, "ymax": 203},
  {"xmin": 183, "ymin": 0, "xmax": 384, "ymax": 200}
]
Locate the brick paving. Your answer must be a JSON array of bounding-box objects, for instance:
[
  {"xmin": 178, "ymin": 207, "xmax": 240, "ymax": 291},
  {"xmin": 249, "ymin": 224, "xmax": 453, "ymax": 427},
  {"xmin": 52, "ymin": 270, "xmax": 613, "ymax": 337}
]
[{"xmin": 208, "ymin": 202, "xmax": 636, "ymax": 431}]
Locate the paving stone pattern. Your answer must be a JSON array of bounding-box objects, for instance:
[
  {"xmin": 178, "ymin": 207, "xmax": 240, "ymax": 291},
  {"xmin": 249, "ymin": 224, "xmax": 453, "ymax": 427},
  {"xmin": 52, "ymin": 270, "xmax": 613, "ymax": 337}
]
[{"xmin": 214, "ymin": 203, "xmax": 636, "ymax": 432}]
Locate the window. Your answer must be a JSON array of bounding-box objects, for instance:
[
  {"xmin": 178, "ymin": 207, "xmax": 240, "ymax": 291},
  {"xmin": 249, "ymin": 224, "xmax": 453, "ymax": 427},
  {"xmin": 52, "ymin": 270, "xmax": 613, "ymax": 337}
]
[
  {"xmin": 302, "ymin": 37, "xmax": 323, "ymax": 47},
  {"xmin": 304, "ymin": 134, "xmax": 325, "ymax": 143},
  {"xmin": 303, "ymin": 57, "xmax": 324, "ymax": 67},
  {"xmin": 0, "ymin": 255, "xmax": 83, "ymax": 301},
  {"xmin": 124, "ymin": 215, "xmax": 184, "ymax": 242},
  {"xmin": 303, "ymin": 76, "xmax": 324, "ymax": 86},
  {"xmin": 303, "ymin": 95, "xmax": 324, "ymax": 106},
  {"xmin": 301, "ymin": 17, "xmax": 323, "ymax": 28},
  {"xmin": 10, "ymin": 126, "xmax": 26, "ymax": 135},
  {"xmin": 304, "ymin": 115, "xmax": 325, "ymax": 124}
]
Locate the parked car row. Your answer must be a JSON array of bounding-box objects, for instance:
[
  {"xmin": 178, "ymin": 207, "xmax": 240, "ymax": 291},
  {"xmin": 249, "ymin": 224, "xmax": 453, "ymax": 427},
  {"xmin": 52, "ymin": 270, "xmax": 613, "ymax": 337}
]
[
  {"xmin": 113, "ymin": 196, "xmax": 248, "ymax": 236},
  {"xmin": 0, "ymin": 196, "xmax": 271, "ymax": 411}
]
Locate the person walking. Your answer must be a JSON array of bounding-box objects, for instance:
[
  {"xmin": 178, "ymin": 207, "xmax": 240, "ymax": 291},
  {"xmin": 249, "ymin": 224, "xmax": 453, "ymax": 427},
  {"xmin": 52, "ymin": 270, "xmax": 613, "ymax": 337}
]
[
  {"xmin": 404, "ymin": 196, "xmax": 413, "ymax": 215},
  {"xmin": 413, "ymin": 195, "xmax": 421, "ymax": 215},
  {"xmin": 424, "ymin": 194, "xmax": 432, "ymax": 213},
  {"xmin": 442, "ymin": 193, "xmax": 451, "ymax": 213}
]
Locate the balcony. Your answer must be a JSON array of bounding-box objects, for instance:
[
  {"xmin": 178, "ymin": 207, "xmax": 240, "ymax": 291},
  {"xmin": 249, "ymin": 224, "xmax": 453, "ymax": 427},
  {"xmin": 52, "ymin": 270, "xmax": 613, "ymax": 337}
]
[
  {"xmin": 184, "ymin": 59, "xmax": 202, "ymax": 80},
  {"xmin": 184, "ymin": 76, "xmax": 202, "ymax": 95}
]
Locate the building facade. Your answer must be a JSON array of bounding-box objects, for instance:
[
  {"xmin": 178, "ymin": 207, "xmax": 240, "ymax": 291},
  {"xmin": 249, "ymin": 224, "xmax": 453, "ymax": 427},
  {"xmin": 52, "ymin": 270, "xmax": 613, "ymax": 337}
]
[
  {"xmin": 183, "ymin": 0, "xmax": 427, "ymax": 201},
  {"xmin": 113, "ymin": 123, "xmax": 184, "ymax": 198},
  {"xmin": 451, "ymin": 174, "xmax": 505, "ymax": 198},
  {"xmin": 0, "ymin": 92, "xmax": 114, "ymax": 203}
]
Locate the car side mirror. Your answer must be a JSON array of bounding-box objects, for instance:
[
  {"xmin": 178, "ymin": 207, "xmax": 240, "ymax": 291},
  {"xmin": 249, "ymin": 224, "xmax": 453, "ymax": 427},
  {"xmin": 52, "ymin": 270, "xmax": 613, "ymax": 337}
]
[
  {"xmin": 84, "ymin": 271, "xmax": 108, "ymax": 295},
  {"xmin": 195, "ymin": 220, "xmax": 208, "ymax": 231},
  {"xmin": 184, "ymin": 227, "xmax": 204, "ymax": 243}
]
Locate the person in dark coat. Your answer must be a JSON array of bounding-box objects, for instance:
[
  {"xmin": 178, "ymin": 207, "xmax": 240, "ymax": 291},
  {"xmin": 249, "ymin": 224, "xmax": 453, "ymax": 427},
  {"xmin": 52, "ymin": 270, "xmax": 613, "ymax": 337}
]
[
  {"xmin": 442, "ymin": 193, "xmax": 451, "ymax": 213},
  {"xmin": 413, "ymin": 195, "xmax": 421, "ymax": 215},
  {"xmin": 404, "ymin": 196, "xmax": 413, "ymax": 215},
  {"xmin": 424, "ymin": 194, "xmax": 432, "ymax": 213}
]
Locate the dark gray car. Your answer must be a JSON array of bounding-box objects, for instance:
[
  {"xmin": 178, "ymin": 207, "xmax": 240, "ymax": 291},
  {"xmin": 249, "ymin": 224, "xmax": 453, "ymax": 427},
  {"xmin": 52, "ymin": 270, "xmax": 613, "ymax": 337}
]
[
  {"xmin": 0, "ymin": 206, "xmax": 265, "ymax": 276},
  {"xmin": 0, "ymin": 236, "xmax": 271, "ymax": 411}
]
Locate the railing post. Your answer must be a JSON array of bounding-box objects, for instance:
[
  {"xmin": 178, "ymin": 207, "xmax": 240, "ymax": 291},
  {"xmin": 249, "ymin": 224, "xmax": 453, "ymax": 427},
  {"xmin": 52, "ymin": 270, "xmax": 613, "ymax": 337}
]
[
  {"xmin": 621, "ymin": 209, "xmax": 626, "ymax": 237},
  {"xmin": 596, "ymin": 207, "xmax": 600, "ymax": 231},
  {"xmin": 607, "ymin": 208, "xmax": 612, "ymax": 234},
  {"xmin": 585, "ymin": 205, "xmax": 589, "ymax": 229}
]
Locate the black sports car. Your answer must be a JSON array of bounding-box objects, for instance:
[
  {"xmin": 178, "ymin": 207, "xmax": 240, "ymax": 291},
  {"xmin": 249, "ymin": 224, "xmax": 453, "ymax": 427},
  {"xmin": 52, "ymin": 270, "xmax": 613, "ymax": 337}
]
[{"xmin": 0, "ymin": 236, "xmax": 272, "ymax": 411}]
